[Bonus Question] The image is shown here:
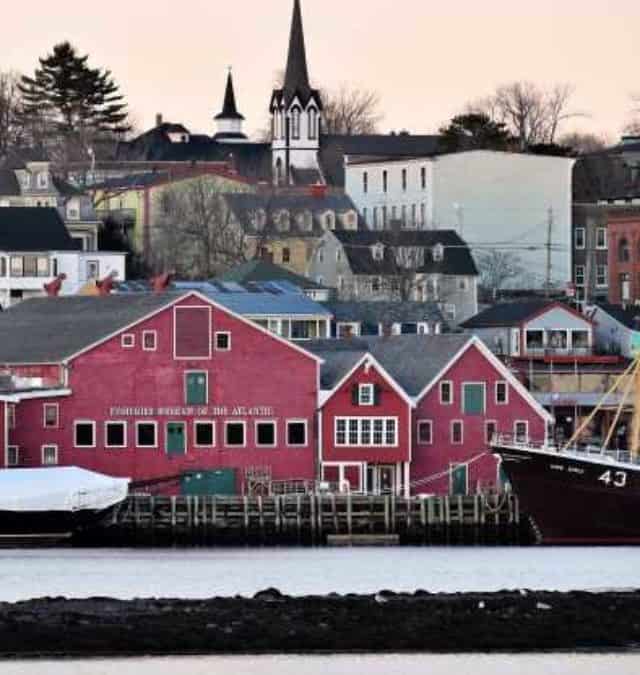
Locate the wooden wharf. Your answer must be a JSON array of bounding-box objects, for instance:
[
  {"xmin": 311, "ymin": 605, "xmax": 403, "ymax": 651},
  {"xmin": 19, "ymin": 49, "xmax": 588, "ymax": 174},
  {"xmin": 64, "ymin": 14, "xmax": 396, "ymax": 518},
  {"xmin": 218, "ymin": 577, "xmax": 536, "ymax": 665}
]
[{"xmin": 95, "ymin": 493, "xmax": 526, "ymax": 545}]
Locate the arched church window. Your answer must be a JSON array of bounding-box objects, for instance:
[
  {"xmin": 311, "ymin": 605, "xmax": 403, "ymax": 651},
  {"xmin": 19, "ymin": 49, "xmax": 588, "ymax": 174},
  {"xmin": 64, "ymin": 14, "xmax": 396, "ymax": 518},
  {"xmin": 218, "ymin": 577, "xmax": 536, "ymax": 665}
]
[
  {"xmin": 280, "ymin": 111, "xmax": 286, "ymax": 140},
  {"xmin": 308, "ymin": 109, "xmax": 317, "ymax": 140},
  {"xmin": 273, "ymin": 114, "xmax": 278, "ymax": 140},
  {"xmin": 291, "ymin": 109, "xmax": 301, "ymax": 140}
]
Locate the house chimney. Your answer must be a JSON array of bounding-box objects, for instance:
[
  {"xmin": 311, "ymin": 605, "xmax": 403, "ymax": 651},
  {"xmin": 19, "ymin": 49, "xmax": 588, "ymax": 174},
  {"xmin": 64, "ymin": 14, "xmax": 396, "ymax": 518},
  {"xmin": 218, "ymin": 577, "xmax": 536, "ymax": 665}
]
[
  {"xmin": 152, "ymin": 272, "xmax": 174, "ymax": 293},
  {"xmin": 43, "ymin": 274, "xmax": 67, "ymax": 297},
  {"xmin": 156, "ymin": 113, "xmax": 163, "ymax": 127},
  {"xmin": 96, "ymin": 271, "xmax": 119, "ymax": 296}
]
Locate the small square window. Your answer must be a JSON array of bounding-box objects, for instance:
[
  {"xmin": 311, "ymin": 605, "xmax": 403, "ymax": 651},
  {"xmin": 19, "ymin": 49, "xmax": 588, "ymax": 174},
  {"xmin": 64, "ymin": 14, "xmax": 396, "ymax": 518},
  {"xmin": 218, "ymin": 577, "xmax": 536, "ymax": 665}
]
[
  {"xmin": 7, "ymin": 446, "xmax": 19, "ymax": 467},
  {"xmin": 440, "ymin": 381, "xmax": 453, "ymax": 405},
  {"xmin": 225, "ymin": 422, "xmax": 245, "ymax": 447},
  {"xmin": 106, "ymin": 422, "xmax": 127, "ymax": 448},
  {"xmin": 256, "ymin": 421, "xmax": 276, "ymax": 447},
  {"xmin": 195, "ymin": 421, "xmax": 215, "ymax": 448},
  {"xmin": 496, "ymin": 381, "xmax": 508, "ymax": 405},
  {"xmin": 287, "ymin": 421, "xmax": 307, "ymax": 447},
  {"xmin": 137, "ymin": 422, "xmax": 157, "ymax": 448},
  {"xmin": 215, "ymin": 332, "xmax": 231, "ymax": 351},
  {"xmin": 75, "ymin": 421, "xmax": 95, "ymax": 448},
  {"xmin": 121, "ymin": 334, "xmax": 135, "ymax": 348},
  {"xmin": 143, "ymin": 331, "xmax": 157, "ymax": 351},
  {"xmin": 42, "ymin": 445, "xmax": 58, "ymax": 465},
  {"xmin": 43, "ymin": 403, "xmax": 59, "ymax": 428},
  {"xmin": 417, "ymin": 420, "xmax": 433, "ymax": 445},
  {"xmin": 451, "ymin": 421, "xmax": 463, "ymax": 445},
  {"xmin": 358, "ymin": 383, "xmax": 374, "ymax": 406}
]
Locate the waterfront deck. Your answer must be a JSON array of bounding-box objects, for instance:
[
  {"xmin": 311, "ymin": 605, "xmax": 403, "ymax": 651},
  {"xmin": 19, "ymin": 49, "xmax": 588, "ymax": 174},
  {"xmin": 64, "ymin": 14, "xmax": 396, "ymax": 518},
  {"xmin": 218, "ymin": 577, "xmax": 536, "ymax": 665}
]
[{"xmin": 95, "ymin": 493, "xmax": 524, "ymax": 545}]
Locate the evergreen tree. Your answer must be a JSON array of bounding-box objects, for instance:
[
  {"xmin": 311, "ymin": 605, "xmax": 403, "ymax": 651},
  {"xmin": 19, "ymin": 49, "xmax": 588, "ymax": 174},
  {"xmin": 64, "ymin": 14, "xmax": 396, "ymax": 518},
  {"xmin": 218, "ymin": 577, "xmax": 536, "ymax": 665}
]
[
  {"xmin": 439, "ymin": 113, "xmax": 513, "ymax": 153},
  {"xmin": 18, "ymin": 42, "xmax": 130, "ymax": 166}
]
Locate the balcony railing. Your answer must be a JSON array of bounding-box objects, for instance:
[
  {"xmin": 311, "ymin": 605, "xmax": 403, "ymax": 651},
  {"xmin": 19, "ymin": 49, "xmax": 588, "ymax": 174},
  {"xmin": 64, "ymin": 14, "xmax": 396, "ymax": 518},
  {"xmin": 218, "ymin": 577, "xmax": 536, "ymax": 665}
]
[{"xmin": 524, "ymin": 346, "xmax": 593, "ymax": 357}]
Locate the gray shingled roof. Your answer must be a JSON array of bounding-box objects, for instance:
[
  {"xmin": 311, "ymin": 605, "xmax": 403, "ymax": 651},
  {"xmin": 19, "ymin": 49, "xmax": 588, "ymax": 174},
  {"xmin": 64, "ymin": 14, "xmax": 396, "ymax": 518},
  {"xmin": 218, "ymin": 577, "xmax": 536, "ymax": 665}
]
[
  {"xmin": 0, "ymin": 294, "xmax": 181, "ymax": 364},
  {"xmin": 594, "ymin": 303, "xmax": 640, "ymax": 331},
  {"xmin": 0, "ymin": 208, "xmax": 78, "ymax": 252},
  {"xmin": 218, "ymin": 259, "xmax": 329, "ymax": 290},
  {"xmin": 308, "ymin": 333, "xmax": 471, "ymax": 396},
  {"xmin": 0, "ymin": 169, "xmax": 20, "ymax": 196},
  {"xmin": 333, "ymin": 229, "xmax": 478, "ymax": 277},
  {"xmin": 460, "ymin": 300, "xmax": 562, "ymax": 328}
]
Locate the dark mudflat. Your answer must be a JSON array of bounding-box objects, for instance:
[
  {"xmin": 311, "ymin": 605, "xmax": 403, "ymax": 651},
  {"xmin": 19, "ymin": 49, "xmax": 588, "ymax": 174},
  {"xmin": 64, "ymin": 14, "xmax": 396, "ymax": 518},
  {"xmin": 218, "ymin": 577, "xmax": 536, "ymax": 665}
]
[{"xmin": 1, "ymin": 589, "xmax": 639, "ymax": 657}]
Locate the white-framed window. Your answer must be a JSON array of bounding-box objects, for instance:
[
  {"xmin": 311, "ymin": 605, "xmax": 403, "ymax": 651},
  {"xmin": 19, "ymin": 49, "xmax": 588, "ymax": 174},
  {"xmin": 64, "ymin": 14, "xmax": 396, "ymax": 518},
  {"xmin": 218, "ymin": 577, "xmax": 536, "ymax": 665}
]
[
  {"xmin": 42, "ymin": 445, "xmax": 58, "ymax": 466},
  {"xmin": 417, "ymin": 420, "xmax": 433, "ymax": 445},
  {"xmin": 121, "ymin": 333, "xmax": 135, "ymax": 349},
  {"xmin": 485, "ymin": 420, "xmax": 498, "ymax": 445},
  {"xmin": 596, "ymin": 228, "xmax": 607, "ymax": 250},
  {"xmin": 7, "ymin": 404, "xmax": 15, "ymax": 429},
  {"xmin": 514, "ymin": 420, "xmax": 529, "ymax": 443},
  {"xmin": 43, "ymin": 403, "xmax": 59, "ymax": 428},
  {"xmin": 495, "ymin": 381, "xmax": 509, "ymax": 405},
  {"xmin": 136, "ymin": 421, "xmax": 158, "ymax": 448},
  {"xmin": 143, "ymin": 331, "xmax": 157, "ymax": 351},
  {"xmin": 255, "ymin": 420, "xmax": 277, "ymax": 447},
  {"xmin": 37, "ymin": 172, "xmax": 49, "ymax": 189},
  {"xmin": 575, "ymin": 265, "xmax": 585, "ymax": 286},
  {"xmin": 86, "ymin": 260, "xmax": 100, "ymax": 279},
  {"xmin": 225, "ymin": 421, "xmax": 246, "ymax": 447},
  {"xmin": 440, "ymin": 380, "xmax": 453, "ymax": 405},
  {"xmin": 433, "ymin": 243, "xmax": 444, "ymax": 262},
  {"xmin": 194, "ymin": 421, "xmax": 216, "ymax": 448},
  {"xmin": 334, "ymin": 417, "xmax": 398, "ymax": 447},
  {"xmin": 105, "ymin": 421, "xmax": 127, "ymax": 449},
  {"xmin": 596, "ymin": 265, "xmax": 608, "ymax": 288},
  {"xmin": 574, "ymin": 227, "xmax": 585, "ymax": 249},
  {"xmin": 74, "ymin": 421, "xmax": 96, "ymax": 448},
  {"xmin": 287, "ymin": 420, "xmax": 308, "ymax": 447},
  {"xmin": 7, "ymin": 446, "xmax": 19, "ymax": 467},
  {"xmin": 215, "ymin": 332, "xmax": 231, "ymax": 351},
  {"xmin": 358, "ymin": 383, "xmax": 375, "ymax": 406},
  {"xmin": 451, "ymin": 420, "xmax": 464, "ymax": 445}
]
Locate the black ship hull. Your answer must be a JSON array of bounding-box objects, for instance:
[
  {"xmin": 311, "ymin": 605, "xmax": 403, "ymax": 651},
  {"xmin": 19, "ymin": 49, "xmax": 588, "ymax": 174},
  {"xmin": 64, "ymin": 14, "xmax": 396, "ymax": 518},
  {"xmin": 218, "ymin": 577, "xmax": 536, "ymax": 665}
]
[{"xmin": 493, "ymin": 444, "xmax": 640, "ymax": 544}]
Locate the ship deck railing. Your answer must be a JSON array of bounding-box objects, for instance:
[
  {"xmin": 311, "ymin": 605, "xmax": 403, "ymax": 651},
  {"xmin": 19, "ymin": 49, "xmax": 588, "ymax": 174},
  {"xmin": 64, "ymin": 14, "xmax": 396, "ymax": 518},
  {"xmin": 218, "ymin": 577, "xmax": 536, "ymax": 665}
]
[{"xmin": 493, "ymin": 433, "xmax": 640, "ymax": 466}]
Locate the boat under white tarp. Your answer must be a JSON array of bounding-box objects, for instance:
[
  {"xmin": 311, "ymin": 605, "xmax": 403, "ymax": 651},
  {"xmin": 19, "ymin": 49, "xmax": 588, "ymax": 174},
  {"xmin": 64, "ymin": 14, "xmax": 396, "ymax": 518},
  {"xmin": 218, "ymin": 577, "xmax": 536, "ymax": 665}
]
[{"xmin": 0, "ymin": 467, "xmax": 130, "ymax": 513}]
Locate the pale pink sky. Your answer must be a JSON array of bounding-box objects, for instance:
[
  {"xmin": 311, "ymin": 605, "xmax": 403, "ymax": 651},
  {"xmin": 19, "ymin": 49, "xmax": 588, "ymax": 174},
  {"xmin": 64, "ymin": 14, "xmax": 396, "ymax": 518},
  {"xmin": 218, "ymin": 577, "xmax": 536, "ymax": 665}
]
[{"xmin": 4, "ymin": 0, "xmax": 639, "ymax": 141}]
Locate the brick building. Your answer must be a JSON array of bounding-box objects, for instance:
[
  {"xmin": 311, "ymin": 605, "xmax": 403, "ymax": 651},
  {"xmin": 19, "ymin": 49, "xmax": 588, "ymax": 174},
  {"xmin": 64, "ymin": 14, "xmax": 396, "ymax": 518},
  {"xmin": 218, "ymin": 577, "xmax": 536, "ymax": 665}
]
[{"xmin": 607, "ymin": 210, "xmax": 640, "ymax": 304}]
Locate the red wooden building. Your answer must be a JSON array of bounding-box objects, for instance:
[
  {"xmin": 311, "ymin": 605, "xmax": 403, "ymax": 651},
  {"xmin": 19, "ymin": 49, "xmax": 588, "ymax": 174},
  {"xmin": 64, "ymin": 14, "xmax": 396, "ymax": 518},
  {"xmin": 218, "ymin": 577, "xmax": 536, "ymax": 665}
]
[
  {"xmin": 0, "ymin": 292, "xmax": 321, "ymax": 494},
  {"xmin": 310, "ymin": 335, "xmax": 551, "ymax": 496},
  {"xmin": 607, "ymin": 210, "xmax": 640, "ymax": 305}
]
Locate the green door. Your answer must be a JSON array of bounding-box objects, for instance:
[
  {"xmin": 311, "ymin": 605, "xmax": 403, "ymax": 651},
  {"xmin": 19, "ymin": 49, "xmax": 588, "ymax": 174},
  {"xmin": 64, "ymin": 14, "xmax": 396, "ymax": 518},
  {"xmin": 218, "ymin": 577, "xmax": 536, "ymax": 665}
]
[
  {"xmin": 166, "ymin": 422, "xmax": 186, "ymax": 456},
  {"xmin": 181, "ymin": 469, "xmax": 237, "ymax": 495},
  {"xmin": 186, "ymin": 372, "xmax": 207, "ymax": 405},
  {"xmin": 463, "ymin": 383, "xmax": 485, "ymax": 415},
  {"xmin": 450, "ymin": 464, "xmax": 468, "ymax": 496}
]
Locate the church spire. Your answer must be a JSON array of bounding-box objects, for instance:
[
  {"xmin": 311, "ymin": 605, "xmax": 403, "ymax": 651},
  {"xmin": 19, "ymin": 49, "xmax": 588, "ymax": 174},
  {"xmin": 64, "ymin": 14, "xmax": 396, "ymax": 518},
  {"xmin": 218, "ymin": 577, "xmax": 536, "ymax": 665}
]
[
  {"xmin": 283, "ymin": 0, "xmax": 311, "ymax": 103},
  {"xmin": 215, "ymin": 69, "xmax": 244, "ymax": 121}
]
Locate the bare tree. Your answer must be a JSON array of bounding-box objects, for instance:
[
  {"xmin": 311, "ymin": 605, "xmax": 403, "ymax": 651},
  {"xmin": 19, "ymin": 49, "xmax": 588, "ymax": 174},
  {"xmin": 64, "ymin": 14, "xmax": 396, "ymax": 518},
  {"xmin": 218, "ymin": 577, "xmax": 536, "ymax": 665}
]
[
  {"xmin": 0, "ymin": 70, "xmax": 25, "ymax": 157},
  {"xmin": 558, "ymin": 131, "xmax": 609, "ymax": 155},
  {"xmin": 477, "ymin": 250, "xmax": 524, "ymax": 299},
  {"xmin": 321, "ymin": 86, "xmax": 382, "ymax": 135},
  {"xmin": 624, "ymin": 93, "xmax": 640, "ymax": 135},
  {"xmin": 470, "ymin": 81, "xmax": 583, "ymax": 151},
  {"xmin": 154, "ymin": 178, "xmax": 252, "ymax": 278}
]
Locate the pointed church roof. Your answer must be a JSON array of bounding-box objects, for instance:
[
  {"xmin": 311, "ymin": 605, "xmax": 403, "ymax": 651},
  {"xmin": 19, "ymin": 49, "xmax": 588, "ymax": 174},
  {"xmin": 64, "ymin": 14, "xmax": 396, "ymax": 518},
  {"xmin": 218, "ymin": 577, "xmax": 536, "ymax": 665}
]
[
  {"xmin": 283, "ymin": 0, "xmax": 311, "ymax": 102},
  {"xmin": 271, "ymin": 0, "xmax": 321, "ymax": 110},
  {"xmin": 215, "ymin": 71, "xmax": 244, "ymax": 121}
]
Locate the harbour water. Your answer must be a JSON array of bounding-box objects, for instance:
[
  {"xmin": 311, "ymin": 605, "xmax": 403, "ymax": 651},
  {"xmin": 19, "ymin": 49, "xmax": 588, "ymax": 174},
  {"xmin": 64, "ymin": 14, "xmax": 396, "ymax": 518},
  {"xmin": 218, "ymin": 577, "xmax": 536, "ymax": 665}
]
[
  {"xmin": 2, "ymin": 654, "xmax": 640, "ymax": 675},
  {"xmin": 1, "ymin": 546, "xmax": 640, "ymax": 601}
]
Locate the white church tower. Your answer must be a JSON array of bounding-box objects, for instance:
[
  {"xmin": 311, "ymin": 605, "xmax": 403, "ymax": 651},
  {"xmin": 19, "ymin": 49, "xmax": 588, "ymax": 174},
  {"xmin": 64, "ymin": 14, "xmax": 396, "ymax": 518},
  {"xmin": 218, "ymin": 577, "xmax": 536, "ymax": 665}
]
[
  {"xmin": 270, "ymin": 0, "xmax": 323, "ymax": 186},
  {"xmin": 214, "ymin": 70, "xmax": 247, "ymax": 142}
]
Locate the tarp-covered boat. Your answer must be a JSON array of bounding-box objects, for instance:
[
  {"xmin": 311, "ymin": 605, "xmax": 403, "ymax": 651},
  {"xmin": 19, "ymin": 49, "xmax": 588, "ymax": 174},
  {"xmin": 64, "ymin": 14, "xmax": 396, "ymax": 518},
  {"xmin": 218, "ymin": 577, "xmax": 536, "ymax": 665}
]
[{"xmin": 0, "ymin": 467, "xmax": 129, "ymax": 539}]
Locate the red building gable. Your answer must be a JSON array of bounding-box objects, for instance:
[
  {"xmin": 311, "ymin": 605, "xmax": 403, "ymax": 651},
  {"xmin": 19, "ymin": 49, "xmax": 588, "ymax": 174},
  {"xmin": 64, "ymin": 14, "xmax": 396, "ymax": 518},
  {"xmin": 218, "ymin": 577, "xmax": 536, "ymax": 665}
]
[
  {"xmin": 6, "ymin": 292, "xmax": 321, "ymax": 493},
  {"xmin": 608, "ymin": 212, "xmax": 640, "ymax": 304}
]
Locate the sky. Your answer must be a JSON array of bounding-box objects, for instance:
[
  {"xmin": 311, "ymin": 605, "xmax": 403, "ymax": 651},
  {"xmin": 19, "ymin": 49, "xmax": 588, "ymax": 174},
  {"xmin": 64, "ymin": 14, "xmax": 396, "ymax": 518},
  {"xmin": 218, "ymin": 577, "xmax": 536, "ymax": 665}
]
[{"xmin": 3, "ymin": 0, "xmax": 639, "ymax": 141}]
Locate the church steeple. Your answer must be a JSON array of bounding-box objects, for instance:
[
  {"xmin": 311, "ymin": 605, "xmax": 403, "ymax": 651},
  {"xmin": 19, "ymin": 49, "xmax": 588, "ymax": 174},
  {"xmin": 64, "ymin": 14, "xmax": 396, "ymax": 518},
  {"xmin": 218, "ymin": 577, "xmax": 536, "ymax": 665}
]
[
  {"xmin": 214, "ymin": 69, "xmax": 246, "ymax": 141},
  {"xmin": 283, "ymin": 0, "xmax": 311, "ymax": 105}
]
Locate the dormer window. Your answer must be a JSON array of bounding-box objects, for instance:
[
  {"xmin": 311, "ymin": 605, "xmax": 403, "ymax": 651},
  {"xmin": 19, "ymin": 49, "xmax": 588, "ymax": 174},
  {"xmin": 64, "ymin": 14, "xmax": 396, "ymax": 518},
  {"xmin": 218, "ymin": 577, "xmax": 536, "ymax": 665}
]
[
  {"xmin": 433, "ymin": 243, "xmax": 444, "ymax": 262},
  {"xmin": 372, "ymin": 243, "xmax": 385, "ymax": 261},
  {"xmin": 20, "ymin": 172, "xmax": 30, "ymax": 190},
  {"xmin": 37, "ymin": 172, "xmax": 49, "ymax": 189},
  {"xmin": 277, "ymin": 210, "xmax": 290, "ymax": 232}
]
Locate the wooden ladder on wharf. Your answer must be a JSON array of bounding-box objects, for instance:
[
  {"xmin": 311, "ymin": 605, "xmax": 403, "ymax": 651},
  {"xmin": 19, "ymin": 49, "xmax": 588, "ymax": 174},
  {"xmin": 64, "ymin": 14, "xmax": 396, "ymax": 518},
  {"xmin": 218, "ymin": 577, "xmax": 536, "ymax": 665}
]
[{"xmin": 104, "ymin": 492, "xmax": 522, "ymax": 545}]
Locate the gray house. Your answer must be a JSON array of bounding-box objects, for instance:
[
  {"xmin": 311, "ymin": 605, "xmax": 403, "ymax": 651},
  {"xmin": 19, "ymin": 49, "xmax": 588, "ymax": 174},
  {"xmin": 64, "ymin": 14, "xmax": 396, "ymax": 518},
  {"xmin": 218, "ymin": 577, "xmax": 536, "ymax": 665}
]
[{"xmin": 309, "ymin": 229, "xmax": 478, "ymax": 325}]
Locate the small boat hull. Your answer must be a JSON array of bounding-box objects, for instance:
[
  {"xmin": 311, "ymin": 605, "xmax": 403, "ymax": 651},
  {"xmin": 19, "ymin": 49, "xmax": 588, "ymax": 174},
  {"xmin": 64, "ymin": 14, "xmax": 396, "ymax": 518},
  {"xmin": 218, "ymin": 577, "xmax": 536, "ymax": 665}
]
[
  {"xmin": 493, "ymin": 444, "xmax": 640, "ymax": 544},
  {"xmin": 0, "ymin": 505, "xmax": 119, "ymax": 539}
]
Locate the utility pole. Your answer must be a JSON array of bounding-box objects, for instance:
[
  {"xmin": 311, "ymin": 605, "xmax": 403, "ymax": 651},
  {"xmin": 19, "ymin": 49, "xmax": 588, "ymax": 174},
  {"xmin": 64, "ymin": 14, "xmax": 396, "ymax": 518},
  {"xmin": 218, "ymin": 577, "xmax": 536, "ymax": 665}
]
[{"xmin": 545, "ymin": 207, "xmax": 554, "ymax": 298}]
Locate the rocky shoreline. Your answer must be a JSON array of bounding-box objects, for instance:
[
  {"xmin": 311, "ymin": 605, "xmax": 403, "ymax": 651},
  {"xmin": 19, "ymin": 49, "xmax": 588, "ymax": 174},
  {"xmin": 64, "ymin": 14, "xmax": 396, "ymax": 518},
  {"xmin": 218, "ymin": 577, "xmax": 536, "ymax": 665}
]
[{"xmin": 1, "ymin": 589, "xmax": 640, "ymax": 657}]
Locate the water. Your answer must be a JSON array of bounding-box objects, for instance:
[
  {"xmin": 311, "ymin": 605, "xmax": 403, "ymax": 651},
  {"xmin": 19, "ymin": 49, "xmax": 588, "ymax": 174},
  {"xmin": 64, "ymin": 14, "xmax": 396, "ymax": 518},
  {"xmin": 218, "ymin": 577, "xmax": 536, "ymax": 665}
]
[
  {"xmin": 1, "ymin": 655, "xmax": 640, "ymax": 675},
  {"xmin": 1, "ymin": 546, "xmax": 640, "ymax": 601}
]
